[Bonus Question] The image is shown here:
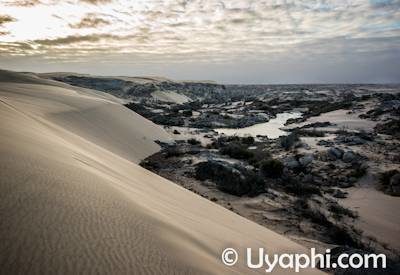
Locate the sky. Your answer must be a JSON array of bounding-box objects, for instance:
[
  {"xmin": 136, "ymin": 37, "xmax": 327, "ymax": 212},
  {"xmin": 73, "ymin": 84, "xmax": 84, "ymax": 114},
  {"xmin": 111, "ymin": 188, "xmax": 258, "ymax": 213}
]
[{"xmin": 0, "ymin": 0, "xmax": 399, "ymax": 84}]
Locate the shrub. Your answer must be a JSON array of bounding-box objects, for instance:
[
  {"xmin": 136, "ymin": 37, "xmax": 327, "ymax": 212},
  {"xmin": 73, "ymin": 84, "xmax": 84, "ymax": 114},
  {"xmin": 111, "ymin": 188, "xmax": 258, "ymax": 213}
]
[
  {"xmin": 308, "ymin": 101, "xmax": 352, "ymax": 116},
  {"xmin": 329, "ymin": 202, "xmax": 358, "ymax": 219},
  {"xmin": 187, "ymin": 138, "xmax": 201, "ymax": 145},
  {"xmin": 220, "ymin": 143, "xmax": 254, "ymax": 160},
  {"xmin": 280, "ymin": 132, "xmax": 299, "ymax": 150},
  {"xmin": 182, "ymin": 110, "xmax": 193, "ymax": 117},
  {"xmin": 241, "ymin": 136, "xmax": 255, "ymax": 145},
  {"xmin": 329, "ymin": 224, "xmax": 363, "ymax": 248},
  {"xmin": 296, "ymin": 199, "xmax": 364, "ymax": 248},
  {"xmin": 379, "ymin": 170, "xmax": 399, "ymax": 186},
  {"xmin": 221, "ymin": 135, "xmax": 241, "ymax": 143},
  {"xmin": 260, "ymin": 159, "xmax": 284, "ymax": 178},
  {"xmin": 165, "ymin": 147, "xmax": 183, "ymax": 158},
  {"xmin": 295, "ymin": 198, "xmax": 330, "ymax": 225},
  {"xmin": 375, "ymin": 119, "xmax": 400, "ymax": 138},
  {"xmin": 295, "ymin": 129, "xmax": 325, "ymax": 137},
  {"xmin": 284, "ymin": 180, "xmax": 321, "ymax": 197},
  {"xmin": 195, "ymin": 161, "xmax": 265, "ymax": 196},
  {"xmin": 349, "ymin": 163, "xmax": 367, "ymax": 178},
  {"xmin": 248, "ymin": 149, "xmax": 271, "ymax": 167}
]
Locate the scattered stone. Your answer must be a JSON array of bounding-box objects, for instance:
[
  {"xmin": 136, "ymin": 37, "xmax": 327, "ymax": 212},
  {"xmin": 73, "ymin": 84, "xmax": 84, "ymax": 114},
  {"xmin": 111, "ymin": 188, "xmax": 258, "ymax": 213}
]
[{"xmin": 173, "ymin": 129, "xmax": 181, "ymax": 134}]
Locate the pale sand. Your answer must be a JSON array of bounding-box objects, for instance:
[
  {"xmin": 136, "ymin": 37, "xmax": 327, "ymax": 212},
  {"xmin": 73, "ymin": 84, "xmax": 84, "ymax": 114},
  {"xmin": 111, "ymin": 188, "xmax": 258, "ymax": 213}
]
[
  {"xmin": 284, "ymin": 109, "xmax": 377, "ymax": 132},
  {"xmin": 0, "ymin": 71, "xmax": 323, "ymax": 274},
  {"xmin": 151, "ymin": 90, "xmax": 191, "ymax": 104},
  {"xmin": 341, "ymin": 174, "xmax": 400, "ymax": 251}
]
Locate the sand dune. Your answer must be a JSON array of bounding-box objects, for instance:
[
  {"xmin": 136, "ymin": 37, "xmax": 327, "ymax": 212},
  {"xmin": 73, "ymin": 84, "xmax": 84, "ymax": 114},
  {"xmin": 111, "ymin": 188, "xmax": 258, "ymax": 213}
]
[
  {"xmin": 341, "ymin": 174, "xmax": 400, "ymax": 251},
  {"xmin": 284, "ymin": 109, "xmax": 377, "ymax": 132},
  {"xmin": 0, "ymin": 70, "xmax": 323, "ymax": 274},
  {"xmin": 151, "ymin": 90, "xmax": 192, "ymax": 104}
]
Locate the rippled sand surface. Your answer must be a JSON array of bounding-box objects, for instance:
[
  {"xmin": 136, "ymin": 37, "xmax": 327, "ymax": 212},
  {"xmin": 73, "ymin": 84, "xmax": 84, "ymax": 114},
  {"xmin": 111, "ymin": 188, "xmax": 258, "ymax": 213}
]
[{"xmin": 0, "ymin": 70, "xmax": 323, "ymax": 274}]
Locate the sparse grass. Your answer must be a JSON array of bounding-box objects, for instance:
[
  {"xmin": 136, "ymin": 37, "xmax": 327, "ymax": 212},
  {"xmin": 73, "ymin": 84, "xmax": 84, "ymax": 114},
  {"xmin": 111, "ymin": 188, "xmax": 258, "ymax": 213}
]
[{"xmin": 296, "ymin": 198, "xmax": 364, "ymax": 249}]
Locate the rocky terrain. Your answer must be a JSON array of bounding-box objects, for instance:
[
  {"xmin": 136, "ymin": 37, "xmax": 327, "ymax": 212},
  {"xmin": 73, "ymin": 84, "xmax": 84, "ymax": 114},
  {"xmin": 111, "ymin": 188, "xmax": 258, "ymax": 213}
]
[{"xmin": 45, "ymin": 72, "xmax": 400, "ymax": 270}]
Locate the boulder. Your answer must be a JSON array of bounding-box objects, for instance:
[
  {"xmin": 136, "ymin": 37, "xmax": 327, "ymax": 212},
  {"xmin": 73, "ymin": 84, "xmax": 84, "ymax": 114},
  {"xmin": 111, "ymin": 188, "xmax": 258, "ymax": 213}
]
[
  {"xmin": 344, "ymin": 136, "xmax": 366, "ymax": 145},
  {"xmin": 327, "ymin": 147, "xmax": 344, "ymax": 160},
  {"xmin": 283, "ymin": 156, "xmax": 300, "ymax": 169},
  {"xmin": 298, "ymin": 142, "xmax": 311, "ymax": 150},
  {"xmin": 299, "ymin": 154, "xmax": 314, "ymax": 167},
  {"xmin": 343, "ymin": 151, "xmax": 358, "ymax": 163}
]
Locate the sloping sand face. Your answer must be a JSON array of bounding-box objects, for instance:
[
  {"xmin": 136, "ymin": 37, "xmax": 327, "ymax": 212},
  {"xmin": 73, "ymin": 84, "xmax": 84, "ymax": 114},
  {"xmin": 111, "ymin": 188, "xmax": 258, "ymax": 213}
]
[
  {"xmin": 0, "ymin": 71, "xmax": 323, "ymax": 274},
  {"xmin": 341, "ymin": 175, "xmax": 400, "ymax": 251}
]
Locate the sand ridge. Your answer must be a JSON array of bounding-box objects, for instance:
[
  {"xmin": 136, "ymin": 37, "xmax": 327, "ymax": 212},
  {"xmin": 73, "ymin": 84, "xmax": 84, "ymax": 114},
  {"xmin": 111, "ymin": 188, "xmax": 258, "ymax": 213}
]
[{"xmin": 0, "ymin": 70, "xmax": 324, "ymax": 274}]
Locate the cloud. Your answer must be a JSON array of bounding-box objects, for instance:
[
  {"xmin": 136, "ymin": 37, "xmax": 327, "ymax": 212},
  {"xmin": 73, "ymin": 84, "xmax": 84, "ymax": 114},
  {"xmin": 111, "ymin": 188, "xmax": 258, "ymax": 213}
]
[
  {"xmin": 33, "ymin": 33, "xmax": 128, "ymax": 46},
  {"xmin": 0, "ymin": 0, "xmax": 399, "ymax": 67},
  {"xmin": 2, "ymin": 0, "xmax": 41, "ymax": 7},
  {"xmin": 0, "ymin": 14, "xmax": 16, "ymax": 25},
  {"xmin": 0, "ymin": 14, "xmax": 16, "ymax": 35},
  {"xmin": 69, "ymin": 14, "xmax": 110, "ymax": 28},
  {"xmin": 79, "ymin": 0, "xmax": 112, "ymax": 5}
]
